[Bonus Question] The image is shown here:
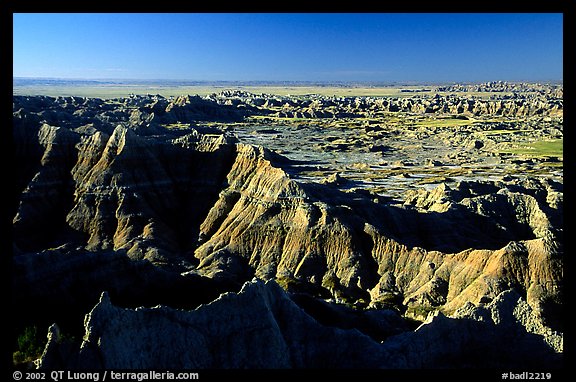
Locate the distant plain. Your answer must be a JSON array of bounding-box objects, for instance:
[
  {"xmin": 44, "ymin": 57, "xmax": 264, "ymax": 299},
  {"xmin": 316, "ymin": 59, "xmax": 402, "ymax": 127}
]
[{"xmin": 12, "ymin": 79, "xmax": 512, "ymax": 99}]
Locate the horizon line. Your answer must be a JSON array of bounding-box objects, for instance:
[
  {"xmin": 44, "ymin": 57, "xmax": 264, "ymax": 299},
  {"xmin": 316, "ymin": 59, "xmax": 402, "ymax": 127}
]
[{"xmin": 13, "ymin": 76, "xmax": 565, "ymax": 86}]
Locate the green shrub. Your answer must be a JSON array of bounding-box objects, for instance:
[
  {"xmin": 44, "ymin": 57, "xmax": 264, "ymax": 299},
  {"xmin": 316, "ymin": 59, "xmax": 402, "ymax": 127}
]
[
  {"xmin": 13, "ymin": 326, "xmax": 46, "ymax": 365},
  {"xmin": 406, "ymin": 304, "xmax": 438, "ymax": 321}
]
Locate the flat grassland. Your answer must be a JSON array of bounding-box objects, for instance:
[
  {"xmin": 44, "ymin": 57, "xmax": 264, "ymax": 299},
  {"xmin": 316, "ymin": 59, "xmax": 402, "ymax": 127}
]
[
  {"xmin": 500, "ymin": 139, "xmax": 563, "ymax": 158},
  {"xmin": 12, "ymin": 81, "xmax": 506, "ymax": 99}
]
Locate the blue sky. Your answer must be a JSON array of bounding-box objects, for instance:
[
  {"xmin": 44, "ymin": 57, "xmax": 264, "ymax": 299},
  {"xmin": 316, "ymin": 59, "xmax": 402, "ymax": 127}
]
[{"xmin": 12, "ymin": 13, "xmax": 563, "ymax": 82}]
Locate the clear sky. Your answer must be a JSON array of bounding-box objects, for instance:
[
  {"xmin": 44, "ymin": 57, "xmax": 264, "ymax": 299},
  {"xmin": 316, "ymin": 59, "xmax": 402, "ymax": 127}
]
[{"xmin": 12, "ymin": 13, "xmax": 563, "ymax": 83}]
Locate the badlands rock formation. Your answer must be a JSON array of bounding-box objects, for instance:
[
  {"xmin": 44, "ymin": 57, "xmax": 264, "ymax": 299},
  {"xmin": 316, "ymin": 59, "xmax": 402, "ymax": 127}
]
[
  {"xmin": 11, "ymin": 85, "xmax": 563, "ymax": 369},
  {"xmin": 36, "ymin": 280, "xmax": 561, "ymax": 369}
]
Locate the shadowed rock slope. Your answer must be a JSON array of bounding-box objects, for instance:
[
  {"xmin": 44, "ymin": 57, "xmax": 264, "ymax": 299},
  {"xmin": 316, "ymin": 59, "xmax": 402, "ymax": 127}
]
[{"xmin": 37, "ymin": 280, "xmax": 561, "ymax": 369}]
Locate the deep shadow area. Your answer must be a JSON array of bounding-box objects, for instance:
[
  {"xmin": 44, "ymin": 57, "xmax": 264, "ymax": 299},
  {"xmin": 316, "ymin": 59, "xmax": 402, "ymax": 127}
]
[
  {"xmin": 290, "ymin": 293, "xmax": 416, "ymax": 342},
  {"xmin": 11, "ymin": 249, "xmax": 244, "ymax": 364},
  {"xmin": 406, "ymin": 313, "xmax": 564, "ymax": 369},
  {"xmin": 299, "ymin": 180, "xmax": 535, "ymax": 253}
]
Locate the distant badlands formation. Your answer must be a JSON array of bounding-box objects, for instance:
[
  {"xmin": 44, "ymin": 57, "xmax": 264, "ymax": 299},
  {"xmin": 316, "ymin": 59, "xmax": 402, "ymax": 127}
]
[{"xmin": 12, "ymin": 83, "xmax": 563, "ymax": 368}]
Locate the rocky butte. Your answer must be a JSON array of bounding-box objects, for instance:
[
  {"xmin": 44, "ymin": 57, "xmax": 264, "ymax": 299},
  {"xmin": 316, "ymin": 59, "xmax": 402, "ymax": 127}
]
[{"xmin": 11, "ymin": 84, "xmax": 563, "ymax": 369}]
